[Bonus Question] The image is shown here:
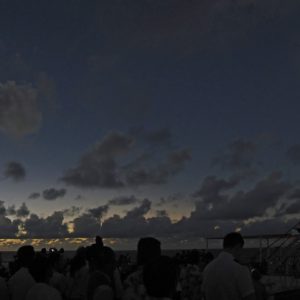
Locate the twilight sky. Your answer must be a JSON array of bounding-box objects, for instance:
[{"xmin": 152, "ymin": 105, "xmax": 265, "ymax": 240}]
[{"xmin": 0, "ymin": 0, "xmax": 300, "ymax": 250}]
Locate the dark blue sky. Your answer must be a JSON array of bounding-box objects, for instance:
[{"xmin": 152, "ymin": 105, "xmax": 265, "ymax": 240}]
[{"xmin": 0, "ymin": 0, "xmax": 300, "ymax": 249}]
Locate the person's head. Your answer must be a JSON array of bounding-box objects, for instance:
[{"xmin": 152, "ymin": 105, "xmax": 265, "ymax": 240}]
[
  {"xmin": 137, "ymin": 237, "xmax": 161, "ymax": 266},
  {"xmin": 29, "ymin": 254, "xmax": 52, "ymax": 283},
  {"xmin": 143, "ymin": 256, "xmax": 177, "ymax": 298},
  {"xmin": 223, "ymin": 232, "xmax": 244, "ymax": 258},
  {"xmin": 95, "ymin": 236, "xmax": 103, "ymax": 247},
  {"xmin": 17, "ymin": 245, "xmax": 35, "ymax": 268}
]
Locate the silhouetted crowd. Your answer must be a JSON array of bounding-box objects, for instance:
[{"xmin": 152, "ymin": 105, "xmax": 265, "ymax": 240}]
[{"xmin": 0, "ymin": 233, "xmax": 269, "ymax": 300}]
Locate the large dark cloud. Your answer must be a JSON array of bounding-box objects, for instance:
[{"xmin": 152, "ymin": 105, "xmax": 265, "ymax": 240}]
[
  {"xmin": 125, "ymin": 148, "xmax": 191, "ymax": 186},
  {"xmin": 0, "ymin": 81, "xmax": 42, "ymax": 138},
  {"xmin": 192, "ymin": 176, "xmax": 239, "ymax": 203},
  {"xmin": 62, "ymin": 131, "xmax": 134, "ymax": 188},
  {"xmin": 88, "ymin": 205, "xmax": 109, "ymax": 219},
  {"xmin": 0, "ymin": 215, "xmax": 20, "ymax": 238},
  {"xmin": 23, "ymin": 211, "xmax": 68, "ymax": 238},
  {"xmin": 71, "ymin": 205, "xmax": 109, "ymax": 237},
  {"xmin": 101, "ymin": 199, "xmax": 172, "ymax": 238},
  {"xmin": 62, "ymin": 131, "xmax": 191, "ymax": 189},
  {"xmin": 42, "ymin": 188, "xmax": 66, "ymax": 201},
  {"xmin": 191, "ymin": 172, "xmax": 290, "ymax": 221},
  {"xmin": 4, "ymin": 161, "xmax": 26, "ymax": 181}
]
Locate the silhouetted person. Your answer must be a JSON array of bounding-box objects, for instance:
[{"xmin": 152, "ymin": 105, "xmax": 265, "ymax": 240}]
[
  {"xmin": 123, "ymin": 237, "xmax": 161, "ymax": 300},
  {"xmin": 65, "ymin": 247, "xmax": 89, "ymax": 300},
  {"xmin": 180, "ymin": 249, "xmax": 202, "ymax": 300},
  {"xmin": 8, "ymin": 245, "xmax": 36, "ymax": 300},
  {"xmin": 26, "ymin": 254, "xmax": 61, "ymax": 300},
  {"xmin": 143, "ymin": 256, "xmax": 178, "ymax": 299},
  {"xmin": 202, "ymin": 232, "xmax": 255, "ymax": 300},
  {"xmin": 48, "ymin": 251, "xmax": 68, "ymax": 297},
  {"xmin": 95, "ymin": 236, "xmax": 104, "ymax": 248},
  {"xmin": 87, "ymin": 246, "xmax": 116, "ymax": 300}
]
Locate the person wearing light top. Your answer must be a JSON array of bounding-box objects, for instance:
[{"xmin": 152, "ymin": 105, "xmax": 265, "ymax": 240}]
[
  {"xmin": 25, "ymin": 253, "xmax": 62, "ymax": 300},
  {"xmin": 8, "ymin": 245, "xmax": 36, "ymax": 300},
  {"xmin": 202, "ymin": 232, "xmax": 256, "ymax": 300}
]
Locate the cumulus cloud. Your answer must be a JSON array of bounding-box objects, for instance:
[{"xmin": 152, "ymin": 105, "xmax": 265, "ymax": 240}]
[
  {"xmin": 23, "ymin": 211, "xmax": 68, "ymax": 238},
  {"xmin": 16, "ymin": 203, "xmax": 30, "ymax": 218},
  {"xmin": 62, "ymin": 131, "xmax": 190, "ymax": 189},
  {"xmin": 192, "ymin": 176, "xmax": 239, "ymax": 203},
  {"xmin": 0, "ymin": 201, "xmax": 6, "ymax": 216},
  {"xmin": 0, "ymin": 215, "xmax": 20, "ymax": 238},
  {"xmin": 88, "ymin": 205, "xmax": 109, "ymax": 219},
  {"xmin": 62, "ymin": 206, "xmax": 82, "ymax": 217},
  {"xmin": 28, "ymin": 192, "xmax": 40, "ymax": 200},
  {"xmin": 192, "ymin": 171, "xmax": 290, "ymax": 221},
  {"xmin": 125, "ymin": 148, "xmax": 191, "ymax": 186},
  {"xmin": 4, "ymin": 161, "xmax": 26, "ymax": 181},
  {"xmin": 42, "ymin": 188, "xmax": 66, "ymax": 201},
  {"xmin": 108, "ymin": 195, "xmax": 139, "ymax": 206},
  {"xmin": 72, "ymin": 213, "xmax": 102, "ymax": 237},
  {"xmin": 0, "ymin": 81, "xmax": 42, "ymax": 138},
  {"xmin": 286, "ymin": 144, "xmax": 300, "ymax": 164},
  {"xmin": 7, "ymin": 205, "xmax": 16, "ymax": 215},
  {"xmin": 62, "ymin": 131, "xmax": 134, "ymax": 188}
]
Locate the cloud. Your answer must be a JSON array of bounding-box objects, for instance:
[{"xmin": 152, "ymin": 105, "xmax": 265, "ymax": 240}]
[
  {"xmin": 212, "ymin": 138, "xmax": 257, "ymax": 171},
  {"xmin": 88, "ymin": 205, "xmax": 109, "ymax": 219},
  {"xmin": 0, "ymin": 81, "xmax": 42, "ymax": 138},
  {"xmin": 4, "ymin": 161, "xmax": 26, "ymax": 181},
  {"xmin": 0, "ymin": 215, "xmax": 19, "ymax": 238},
  {"xmin": 108, "ymin": 195, "xmax": 139, "ymax": 206},
  {"xmin": 191, "ymin": 171, "xmax": 290, "ymax": 221},
  {"xmin": 62, "ymin": 206, "xmax": 82, "ymax": 218},
  {"xmin": 7, "ymin": 205, "xmax": 16, "ymax": 215},
  {"xmin": 126, "ymin": 199, "xmax": 151, "ymax": 218},
  {"xmin": 62, "ymin": 131, "xmax": 190, "ymax": 189},
  {"xmin": 16, "ymin": 203, "xmax": 30, "ymax": 218},
  {"xmin": 101, "ymin": 199, "xmax": 159, "ymax": 238},
  {"xmin": 28, "ymin": 192, "xmax": 40, "ymax": 200},
  {"xmin": 72, "ymin": 213, "xmax": 102, "ymax": 237},
  {"xmin": 286, "ymin": 144, "xmax": 300, "ymax": 164},
  {"xmin": 23, "ymin": 211, "xmax": 68, "ymax": 238},
  {"xmin": 62, "ymin": 131, "xmax": 134, "ymax": 188},
  {"xmin": 192, "ymin": 176, "xmax": 239, "ymax": 203},
  {"xmin": 125, "ymin": 148, "xmax": 191, "ymax": 186},
  {"xmin": 0, "ymin": 201, "xmax": 7, "ymax": 216},
  {"xmin": 42, "ymin": 188, "xmax": 66, "ymax": 201}
]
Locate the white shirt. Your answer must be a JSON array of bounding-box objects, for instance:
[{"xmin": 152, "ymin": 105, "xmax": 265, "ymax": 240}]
[
  {"xmin": 202, "ymin": 251, "xmax": 255, "ymax": 300},
  {"xmin": 25, "ymin": 282, "xmax": 62, "ymax": 300},
  {"xmin": 8, "ymin": 267, "xmax": 35, "ymax": 300}
]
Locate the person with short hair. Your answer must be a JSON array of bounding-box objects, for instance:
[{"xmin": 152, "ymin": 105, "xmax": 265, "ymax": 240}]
[
  {"xmin": 202, "ymin": 232, "xmax": 255, "ymax": 300},
  {"xmin": 123, "ymin": 237, "xmax": 161, "ymax": 300},
  {"xmin": 25, "ymin": 254, "xmax": 62, "ymax": 300},
  {"xmin": 8, "ymin": 245, "xmax": 36, "ymax": 300}
]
